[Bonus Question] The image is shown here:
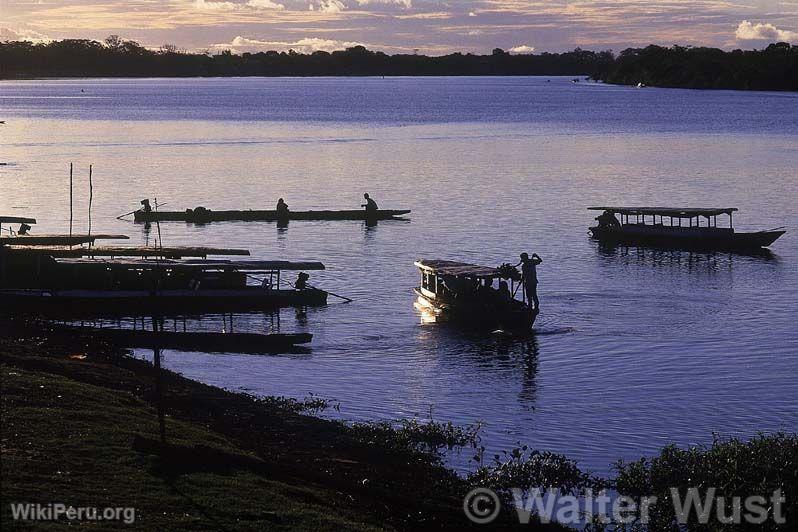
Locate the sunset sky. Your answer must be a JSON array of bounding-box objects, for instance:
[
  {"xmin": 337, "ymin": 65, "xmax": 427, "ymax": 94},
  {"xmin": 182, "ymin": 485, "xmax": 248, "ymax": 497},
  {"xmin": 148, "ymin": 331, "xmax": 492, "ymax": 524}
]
[{"xmin": 2, "ymin": 0, "xmax": 797, "ymax": 54}]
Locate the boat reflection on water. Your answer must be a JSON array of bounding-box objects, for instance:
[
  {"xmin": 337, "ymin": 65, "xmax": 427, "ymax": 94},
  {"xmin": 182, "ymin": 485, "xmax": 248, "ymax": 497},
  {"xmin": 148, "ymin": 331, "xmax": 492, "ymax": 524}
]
[
  {"xmin": 36, "ymin": 310, "xmax": 314, "ymax": 356},
  {"xmin": 594, "ymin": 241, "xmax": 779, "ymax": 279},
  {"xmin": 415, "ymin": 323, "xmax": 542, "ymax": 408}
]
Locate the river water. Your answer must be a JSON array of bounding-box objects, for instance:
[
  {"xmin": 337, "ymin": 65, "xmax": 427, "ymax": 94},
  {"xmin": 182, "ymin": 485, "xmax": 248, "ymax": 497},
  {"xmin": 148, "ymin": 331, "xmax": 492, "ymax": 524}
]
[{"xmin": 1, "ymin": 77, "xmax": 797, "ymax": 476}]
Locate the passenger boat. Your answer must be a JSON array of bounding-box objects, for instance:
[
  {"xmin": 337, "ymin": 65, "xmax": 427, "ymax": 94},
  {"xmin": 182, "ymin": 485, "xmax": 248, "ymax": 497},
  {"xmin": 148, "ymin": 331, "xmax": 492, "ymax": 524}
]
[
  {"xmin": 132, "ymin": 207, "xmax": 411, "ymax": 223},
  {"xmin": 0, "ymin": 215, "xmax": 37, "ymax": 234},
  {"xmin": 413, "ymin": 259, "xmax": 538, "ymax": 331},
  {"xmin": 588, "ymin": 207, "xmax": 786, "ymax": 250},
  {"xmin": 0, "ymin": 257, "xmax": 328, "ymax": 316}
]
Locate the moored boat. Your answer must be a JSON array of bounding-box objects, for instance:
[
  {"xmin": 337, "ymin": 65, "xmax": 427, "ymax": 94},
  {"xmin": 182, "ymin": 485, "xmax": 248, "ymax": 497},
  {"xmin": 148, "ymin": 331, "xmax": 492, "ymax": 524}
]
[
  {"xmin": 413, "ymin": 259, "xmax": 538, "ymax": 331},
  {"xmin": 588, "ymin": 207, "xmax": 785, "ymax": 251},
  {"xmin": 0, "ymin": 257, "xmax": 328, "ymax": 316}
]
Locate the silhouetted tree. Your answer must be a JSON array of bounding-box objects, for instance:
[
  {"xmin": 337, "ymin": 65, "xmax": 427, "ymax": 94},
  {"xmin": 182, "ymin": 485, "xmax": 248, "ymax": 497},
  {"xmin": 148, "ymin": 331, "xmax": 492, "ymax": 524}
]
[
  {"xmin": 0, "ymin": 38, "xmax": 793, "ymax": 90},
  {"xmin": 104, "ymin": 35, "xmax": 123, "ymax": 50}
]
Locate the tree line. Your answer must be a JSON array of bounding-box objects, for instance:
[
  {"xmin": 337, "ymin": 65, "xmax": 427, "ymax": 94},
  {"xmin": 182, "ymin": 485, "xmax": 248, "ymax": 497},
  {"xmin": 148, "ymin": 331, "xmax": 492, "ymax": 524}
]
[{"xmin": 1, "ymin": 36, "xmax": 795, "ymax": 90}]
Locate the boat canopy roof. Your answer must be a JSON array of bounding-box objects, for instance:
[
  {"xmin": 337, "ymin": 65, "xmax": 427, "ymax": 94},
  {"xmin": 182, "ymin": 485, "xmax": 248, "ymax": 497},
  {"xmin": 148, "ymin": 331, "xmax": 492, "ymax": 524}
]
[
  {"xmin": 53, "ymin": 258, "xmax": 325, "ymax": 271},
  {"xmin": 588, "ymin": 207, "xmax": 738, "ymax": 217},
  {"xmin": 415, "ymin": 259, "xmax": 499, "ymax": 279},
  {"xmin": 0, "ymin": 216, "xmax": 37, "ymax": 224}
]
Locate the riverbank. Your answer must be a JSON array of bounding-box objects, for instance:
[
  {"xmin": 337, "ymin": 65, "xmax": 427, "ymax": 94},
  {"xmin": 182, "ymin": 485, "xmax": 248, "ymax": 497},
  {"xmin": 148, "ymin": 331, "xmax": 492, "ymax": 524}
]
[{"xmin": 0, "ymin": 330, "xmax": 557, "ymax": 530}]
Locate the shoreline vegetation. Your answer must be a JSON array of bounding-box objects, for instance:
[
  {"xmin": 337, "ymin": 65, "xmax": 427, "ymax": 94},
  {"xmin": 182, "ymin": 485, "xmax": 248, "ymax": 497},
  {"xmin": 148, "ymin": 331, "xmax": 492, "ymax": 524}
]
[
  {"xmin": 1, "ymin": 38, "xmax": 796, "ymax": 91},
  {"xmin": 1, "ymin": 324, "xmax": 795, "ymax": 529}
]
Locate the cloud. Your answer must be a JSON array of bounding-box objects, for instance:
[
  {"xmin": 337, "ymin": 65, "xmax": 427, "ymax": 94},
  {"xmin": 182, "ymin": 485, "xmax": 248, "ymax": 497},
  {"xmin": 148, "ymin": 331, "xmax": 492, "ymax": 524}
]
[
  {"xmin": 246, "ymin": 0, "xmax": 285, "ymax": 8},
  {"xmin": 212, "ymin": 35, "xmax": 366, "ymax": 52},
  {"xmin": 0, "ymin": 26, "xmax": 50, "ymax": 43},
  {"xmin": 355, "ymin": 0, "xmax": 412, "ymax": 8},
  {"xmin": 193, "ymin": 0, "xmax": 284, "ymax": 11},
  {"xmin": 193, "ymin": 0, "xmax": 239, "ymax": 11},
  {"xmin": 310, "ymin": 0, "xmax": 345, "ymax": 13},
  {"xmin": 509, "ymin": 44, "xmax": 535, "ymax": 53},
  {"xmin": 735, "ymin": 20, "xmax": 798, "ymax": 42}
]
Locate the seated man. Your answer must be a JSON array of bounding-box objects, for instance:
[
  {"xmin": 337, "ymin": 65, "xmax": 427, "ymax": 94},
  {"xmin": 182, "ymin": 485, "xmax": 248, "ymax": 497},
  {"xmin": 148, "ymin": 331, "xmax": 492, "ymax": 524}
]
[
  {"xmin": 496, "ymin": 280, "xmax": 512, "ymax": 303},
  {"xmin": 362, "ymin": 193, "xmax": 378, "ymax": 214},
  {"xmin": 276, "ymin": 198, "xmax": 290, "ymax": 224},
  {"xmin": 295, "ymin": 272, "xmax": 310, "ymax": 290},
  {"xmin": 596, "ymin": 210, "xmax": 620, "ymax": 228}
]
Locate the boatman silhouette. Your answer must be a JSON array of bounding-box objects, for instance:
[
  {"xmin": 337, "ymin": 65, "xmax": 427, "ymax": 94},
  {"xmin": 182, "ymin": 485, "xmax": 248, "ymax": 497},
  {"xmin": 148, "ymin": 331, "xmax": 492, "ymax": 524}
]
[
  {"xmin": 276, "ymin": 198, "xmax": 289, "ymax": 224},
  {"xmin": 362, "ymin": 193, "xmax": 378, "ymax": 214},
  {"xmin": 517, "ymin": 252, "xmax": 543, "ymax": 310}
]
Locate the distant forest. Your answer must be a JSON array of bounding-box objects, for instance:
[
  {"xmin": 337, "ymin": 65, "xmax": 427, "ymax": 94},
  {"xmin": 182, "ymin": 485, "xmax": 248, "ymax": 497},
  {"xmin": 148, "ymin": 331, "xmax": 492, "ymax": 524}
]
[{"xmin": 1, "ymin": 37, "xmax": 796, "ymax": 91}]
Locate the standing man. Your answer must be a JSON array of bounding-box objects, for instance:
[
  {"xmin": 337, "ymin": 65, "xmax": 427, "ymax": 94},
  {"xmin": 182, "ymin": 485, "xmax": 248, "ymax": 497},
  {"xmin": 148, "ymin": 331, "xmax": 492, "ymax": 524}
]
[{"xmin": 518, "ymin": 252, "xmax": 543, "ymax": 310}]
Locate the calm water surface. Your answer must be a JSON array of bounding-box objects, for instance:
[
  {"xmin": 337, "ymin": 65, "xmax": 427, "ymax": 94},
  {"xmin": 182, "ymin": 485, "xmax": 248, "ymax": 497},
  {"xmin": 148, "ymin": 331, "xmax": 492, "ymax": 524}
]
[{"xmin": 2, "ymin": 77, "xmax": 797, "ymax": 475}]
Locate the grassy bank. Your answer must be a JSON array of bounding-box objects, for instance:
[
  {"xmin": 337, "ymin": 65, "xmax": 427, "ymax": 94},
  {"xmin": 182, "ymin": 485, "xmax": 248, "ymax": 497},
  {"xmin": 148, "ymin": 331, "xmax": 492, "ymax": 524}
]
[
  {"xmin": 1, "ymin": 331, "xmax": 514, "ymax": 531},
  {"xmin": 3, "ymin": 327, "xmax": 794, "ymax": 530}
]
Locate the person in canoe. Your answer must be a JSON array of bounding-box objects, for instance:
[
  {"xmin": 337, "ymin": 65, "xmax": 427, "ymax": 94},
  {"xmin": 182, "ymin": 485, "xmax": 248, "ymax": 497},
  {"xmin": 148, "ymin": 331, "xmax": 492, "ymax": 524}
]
[
  {"xmin": 517, "ymin": 252, "xmax": 542, "ymax": 310},
  {"xmin": 276, "ymin": 198, "xmax": 290, "ymax": 224},
  {"xmin": 362, "ymin": 193, "xmax": 379, "ymax": 215}
]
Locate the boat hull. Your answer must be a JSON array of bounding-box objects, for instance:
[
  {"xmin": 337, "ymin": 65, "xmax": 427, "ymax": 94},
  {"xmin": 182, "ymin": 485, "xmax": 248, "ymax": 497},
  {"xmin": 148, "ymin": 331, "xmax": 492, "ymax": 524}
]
[
  {"xmin": 0, "ymin": 287, "xmax": 328, "ymax": 317},
  {"xmin": 54, "ymin": 326, "xmax": 312, "ymax": 354},
  {"xmin": 589, "ymin": 226, "xmax": 785, "ymax": 250},
  {"xmin": 133, "ymin": 209, "xmax": 411, "ymax": 223},
  {"xmin": 414, "ymin": 289, "xmax": 538, "ymax": 331}
]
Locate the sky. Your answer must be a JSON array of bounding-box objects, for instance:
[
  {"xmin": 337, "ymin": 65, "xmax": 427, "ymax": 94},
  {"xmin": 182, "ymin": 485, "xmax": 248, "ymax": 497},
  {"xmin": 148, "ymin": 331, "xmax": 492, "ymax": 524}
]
[{"xmin": 2, "ymin": 0, "xmax": 797, "ymax": 54}]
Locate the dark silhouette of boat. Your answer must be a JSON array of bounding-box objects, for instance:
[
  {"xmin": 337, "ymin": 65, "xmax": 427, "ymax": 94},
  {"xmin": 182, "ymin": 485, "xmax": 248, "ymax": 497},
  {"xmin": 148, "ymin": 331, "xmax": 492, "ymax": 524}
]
[
  {"xmin": 588, "ymin": 207, "xmax": 785, "ymax": 251},
  {"xmin": 413, "ymin": 259, "xmax": 538, "ymax": 331},
  {"xmin": 0, "ymin": 257, "xmax": 328, "ymax": 316},
  {"xmin": 52, "ymin": 325, "xmax": 312, "ymax": 354},
  {"xmin": 132, "ymin": 207, "xmax": 411, "ymax": 223}
]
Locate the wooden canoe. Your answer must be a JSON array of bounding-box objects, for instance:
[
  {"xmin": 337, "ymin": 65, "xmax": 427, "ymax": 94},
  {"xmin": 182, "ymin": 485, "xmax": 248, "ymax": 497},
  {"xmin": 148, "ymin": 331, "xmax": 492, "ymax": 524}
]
[
  {"xmin": 0, "ymin": 234, "xmax": 130, "ymax": 246},
  {"xmin": 133, "ymin": 208, "xmax": 411, "ymax": 223},
  {"xmin": 52, "ymin": 326, "xmax": 312, "ymax": 354}
]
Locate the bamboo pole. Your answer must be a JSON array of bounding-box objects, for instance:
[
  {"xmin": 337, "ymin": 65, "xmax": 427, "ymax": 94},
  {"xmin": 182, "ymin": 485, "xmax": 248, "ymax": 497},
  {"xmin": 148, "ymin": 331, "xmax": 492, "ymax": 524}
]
[
  {"xmin": 88, "ymin": 164, "xmax": 93, "ymax": 241},
  {"xmin": 68, "ymin": 163, "xmax": 73, "ymax": 244}
]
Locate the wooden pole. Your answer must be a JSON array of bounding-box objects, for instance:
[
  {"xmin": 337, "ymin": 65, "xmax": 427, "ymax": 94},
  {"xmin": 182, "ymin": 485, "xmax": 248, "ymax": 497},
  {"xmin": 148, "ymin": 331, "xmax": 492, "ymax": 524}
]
[
  {"xmin": 69, "ymin": 163, "xmax": 73, "ymax": 243},
  {"xmin": 152, "ymin": 316, "xmax": 166, "ymax": 444},
  {"xmin": 88, "ymin": 164, "xmax": 93, "ymax": 241}
]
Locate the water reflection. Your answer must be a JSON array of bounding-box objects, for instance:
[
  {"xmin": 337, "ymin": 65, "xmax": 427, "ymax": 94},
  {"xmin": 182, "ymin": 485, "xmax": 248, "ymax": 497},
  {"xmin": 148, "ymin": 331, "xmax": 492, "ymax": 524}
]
[
  {"xmin": 417, "ymin": 325, "xmax": 541, "ymax": 410},
  {"xmin": 594, "ymin": 241, "xmax": 778, "ymax": 272},
  {"xmin": 595, "ymin": 242, "xmax": 779, "ymax": 265}
]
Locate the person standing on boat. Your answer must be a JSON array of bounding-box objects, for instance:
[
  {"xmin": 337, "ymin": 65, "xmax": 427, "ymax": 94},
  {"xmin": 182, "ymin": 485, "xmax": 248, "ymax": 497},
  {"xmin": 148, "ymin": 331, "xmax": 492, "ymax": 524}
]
[
  {"xmin": 276, "ymin": 198, "xmax": 289, "ymax": 223},
  {"xmin": 362, "ymin": 193, "xmax": 378, "ymax": 215},
  {"xmin": 518, "ymin": 252, "xmax": 542, "ymax": 310}
]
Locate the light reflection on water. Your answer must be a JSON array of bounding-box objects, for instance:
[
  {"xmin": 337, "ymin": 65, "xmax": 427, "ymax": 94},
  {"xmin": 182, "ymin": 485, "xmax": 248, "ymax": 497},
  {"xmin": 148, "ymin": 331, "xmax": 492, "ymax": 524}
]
[{"xmin": 1, "ymin": 77, "xmax": 797, "ymax": 475}]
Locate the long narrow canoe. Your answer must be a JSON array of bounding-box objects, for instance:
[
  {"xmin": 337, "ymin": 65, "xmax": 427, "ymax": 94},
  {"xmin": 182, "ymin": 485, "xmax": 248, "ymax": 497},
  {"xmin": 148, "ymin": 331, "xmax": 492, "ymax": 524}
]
[
  {"xmin": 1, "ymin": 245, "xmax": 251, "ymax": 258},
  {"xmin": 52, "ymin": 326, "xmax": 312, "ymax": 354},
  {"xmin": 0, "ymin": 234, "xmax": 130, "ymax": 246},
  {"xmin": 133, "ymin": 208, "xmax": 411, "ymax": 223}
]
